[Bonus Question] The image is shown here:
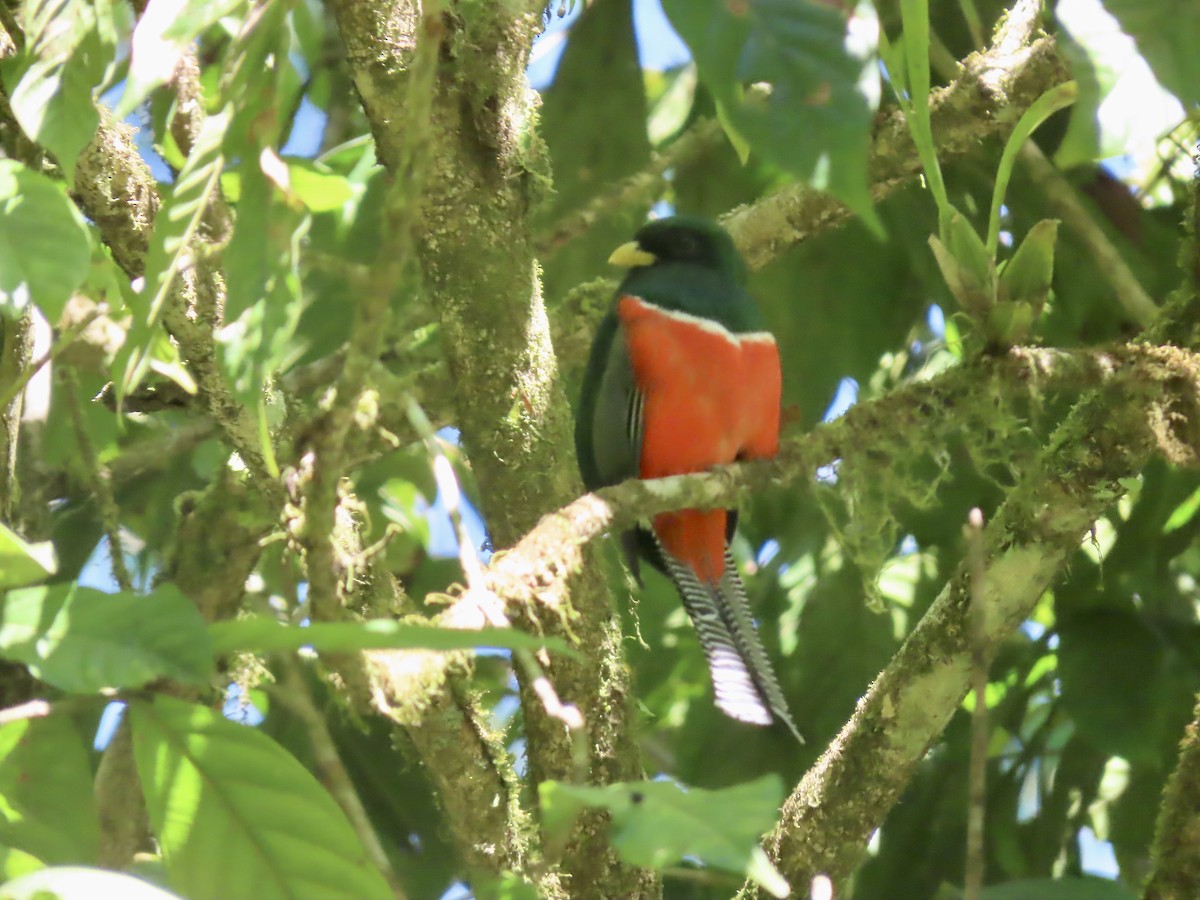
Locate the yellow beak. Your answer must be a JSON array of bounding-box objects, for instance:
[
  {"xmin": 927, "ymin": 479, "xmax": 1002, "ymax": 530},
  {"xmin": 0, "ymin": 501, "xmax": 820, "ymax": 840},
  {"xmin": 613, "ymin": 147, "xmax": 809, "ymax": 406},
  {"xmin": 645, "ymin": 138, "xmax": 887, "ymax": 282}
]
[{"xmin": 608, "ymin": 241, "xmax": 657, "ymax": 268}]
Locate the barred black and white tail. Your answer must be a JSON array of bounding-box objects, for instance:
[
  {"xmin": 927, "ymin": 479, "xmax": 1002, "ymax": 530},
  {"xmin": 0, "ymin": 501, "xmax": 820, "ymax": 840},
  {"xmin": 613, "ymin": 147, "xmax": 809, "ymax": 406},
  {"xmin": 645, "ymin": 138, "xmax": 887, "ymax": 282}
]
[{"xmin": 657, "ymin": 540, "xmax": 804, "ymax": 743}]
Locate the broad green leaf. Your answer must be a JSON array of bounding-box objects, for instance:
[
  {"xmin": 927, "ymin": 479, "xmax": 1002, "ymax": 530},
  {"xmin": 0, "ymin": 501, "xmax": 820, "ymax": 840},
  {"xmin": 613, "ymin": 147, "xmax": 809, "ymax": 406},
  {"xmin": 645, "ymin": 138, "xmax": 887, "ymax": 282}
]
[
  {"xmin": 540, "ymin": 776, "xmax": 787, "ymax": 896},
  {"xmin": 978, "ymin": 876, "xmax": 1138, "ymax": 900},
  {"xmin": 1163, "ymin": 484, "xmax": 1200, "ymax": 533},
  {"xmin": 0, "ymin": 583, "xmax": 213, "ymax": 693},
  {"xmin": 114, "ymin": 0, "xmax": 245, "ymax": 118},
  {"xmin": 286, "ymin": 159, "xmax": 357, "ymax": 213},
  {"xmin": 646, "ymin": 63, "xmax": 697, "ymax": 148},
  {"xmin": 219, "ymin": 0, "xmax": 299, "ymax": 157},
  {"xmin": 662, "ymin": 0, "xmax": 881, "ymax": 230},
  {"xmin": 1097, "ymin": 0, "xmax": 1200, "ymax": 109},
  {"xmin": 999, "ymin": 219, "xmax": 1059, "ymax": 311},
  {"xmin": 117, "ymin": 108, "xmax": 229, "ymax": 399},
  {"xmin": 217, "ymin": 160, "xmax": 309, "ymax": 403},
  {"xmin": 0, "ymin": 845, "xmax": 44, "ymax": 880},
  {"xmin": 1057, "ymin": 610, "xmax": 1174, "ymax": 765},
  {"xmin": 0, "ymin": 717, "xmax": 99, "ymax": 864},
  {"xmin": 0, "ymin": 160, "xmax": 92, "ymax": 321},
  {"xmin": 146, "ymin": 328, "xmax": 199, "ymax": 395},
  {"xmin": 0, "ymin": 522, "xmax": 57, "ymax": 589},
  {"xmin": 130, "ymin": 696, "xmax": 393, "ymax": 900},
  {"xmin": 0, "ymin": 866, "xmax": 185, "ymax": 900},
  {"xmin": 379, "ymin": 479, "xmax": 432, "ymax": 547},
  {"xmin": 5, "ymin": 0, "xmax": 117, "ymax": 180},
  {"xmin": 208, "ymin": 616, "xmax": 578, "ymax": 658},
  {"xmin": 1055, "ymin": 0, "xmax": 1186, "ymax": 166}
]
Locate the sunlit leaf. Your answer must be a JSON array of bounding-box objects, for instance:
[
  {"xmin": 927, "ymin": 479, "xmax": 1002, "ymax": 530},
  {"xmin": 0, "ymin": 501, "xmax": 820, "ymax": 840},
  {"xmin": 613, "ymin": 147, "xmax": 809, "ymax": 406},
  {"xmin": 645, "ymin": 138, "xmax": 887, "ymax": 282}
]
[
  {"xmin": 114, "ymin": 0, "xmax": 245, "ymax": 118},
  {"xmin": 0, "ymin": 160, "xmax": 92, "ymax": 320},
  {"xmin": 662, "ymin": 0, "xmax": 881, "ymax": 229},
  {"xmin": 540, "ymin": 776, "xmax": 787, "ymax": 896},
  {"xmin": 1096, "ymin": 0, "xmax": 1200, "ymax": 109},
  {"xmin": 286, "ymin": 159, "xmax": 357, "ymax": 212},
  {"xmin": 4, "ymin": 0, "xmax": 118, "ymax": 180},
  {"xmin": 0, "ymin": 717, "xmax": 98, "ymax": 865},
  {"xmin": 0, "ymin": 583, "xmax": 213, "ymax": 692},
  {"xmin": 0, "ymin": 522, "xmax": 57, "ymax": 589},
  {"xmin": 217, "ymin": 160, "xmax": 309, "ymax": 403},
  {"xmin": 116, "ymin": 108, "xmax": 229, "ymax": 400},
  {"xmin": 0, "ymin": 846, "xmax": 43, "ymax": 880},
  {"xmin": 130, "ymin": 696, "xmax": 393, "ymax": 900},
  {"xmin": 1055, "ymin": 0, "xmax": 1186, "ymax": 166}
]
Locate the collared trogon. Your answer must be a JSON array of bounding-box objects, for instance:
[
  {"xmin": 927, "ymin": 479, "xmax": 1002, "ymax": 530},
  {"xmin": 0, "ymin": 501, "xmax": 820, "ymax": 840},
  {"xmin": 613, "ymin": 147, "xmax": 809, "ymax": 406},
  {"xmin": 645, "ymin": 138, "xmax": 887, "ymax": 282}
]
[{"xmin": 575, "ymin": 215, "xmax": 802, "ymax": 742}]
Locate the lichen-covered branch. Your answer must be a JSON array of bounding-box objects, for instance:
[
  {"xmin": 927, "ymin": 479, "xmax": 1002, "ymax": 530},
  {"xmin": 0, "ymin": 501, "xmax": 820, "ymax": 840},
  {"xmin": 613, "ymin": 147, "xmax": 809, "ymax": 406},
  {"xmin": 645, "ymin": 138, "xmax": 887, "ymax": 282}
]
[
  {"xmin": 1144, "ymin": 693, "xmax": 1200, "ymax": 900},
  {"xmin": 299, "ymin": 2, "xmax": 441, "ymax": 622},
  {"xmin": 332, "ymin": 3, "xmax": 651, "ymax": 897},
  {"xmin": 756, "ymin": 388, "xmax": 1156, "ymax": 891},
  {"xmin": 481, "ymin": 343, "xmax": 1198, "ymax": 610}
]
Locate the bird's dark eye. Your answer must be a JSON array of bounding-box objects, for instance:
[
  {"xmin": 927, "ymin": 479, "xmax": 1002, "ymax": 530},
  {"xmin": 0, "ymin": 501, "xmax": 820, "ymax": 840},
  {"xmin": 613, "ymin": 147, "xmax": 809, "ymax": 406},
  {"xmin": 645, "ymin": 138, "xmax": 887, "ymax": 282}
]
[{"xmin": 675, "ymin": 233, "xmax": 701, "ymax": 259}]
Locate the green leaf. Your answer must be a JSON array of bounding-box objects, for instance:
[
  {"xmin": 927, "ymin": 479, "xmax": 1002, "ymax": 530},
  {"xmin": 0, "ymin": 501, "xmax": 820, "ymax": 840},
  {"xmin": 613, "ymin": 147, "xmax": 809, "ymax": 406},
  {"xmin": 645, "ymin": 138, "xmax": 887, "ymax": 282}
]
[
  {"xmin": 4, "ymin": 0, "xmax": 117, "ymax": 180},
  {"xmin": 113, "ymin": 0, "xmax": 245, "ymax": 118},
  {"xmin": 1054, "ymin": 0, "xmax": 1185, "ymax": 166},
  {"xmin": 999, "ymin": 219, "xmax": 1059, "ymax": 312},
  {"xmin": 0, "ymin": 583, "xmax": 213, "ymax": 693},
  {"xmin": 1096, "ymin": 0, "xmax": 1200, "ymax": 108},
  {"xmin": 217, "ymin": 160, "xmax": 309, "ymax": 403},
  {"xmin": 662, "ymin": 0, "xmax": 881, "ymax": 230},
  {"xmin": 208, "ymin": 616, "xmax": 579, "ymax": 658},
  {"xmin": 894, "ymin": 0, "xmax": 950, "ymax": 220},
  {"xmin": 1163, "ymin": 484, "xmax": 1200, "ymax": 533},
  {"xmin": 978, "ymin": 876, "xmax": 1138, "ymax": 900},
  {"xmin": 930, "ymin": 209, "xmax": 995, "ymax": 318},
  {"xmin": 539, "ymin": 776, "xmax": 787, "ymax": 896},
  {"xmin": 1057, "ymin": 610, "xmax": 1173, "ymax": 765},
  {"xmin": 0, "ymin": 522, "xmax": 57, "ymax": 589},
  {"xmin": 0, "ymin": 866, "xmax": 186, "ymax": 900},
  {"xmin": 0, "ymin": 160, "xmax": 92, "ymax": 321},
  {"xmin": 286, "ymin": 159, "xmax": 357, "ymax": 213},
  {"xmin": 985, "ymin": 81, "xmax": 1077, "ymax": 255},
  {"xmin": 985, "ymin": 301, "xmax": 1037, "ymax": 347},
  {"xmin": 116, "ymin": 108, "xmax": 229, "ymax": 399},
  {"xmin": 130, "ymin": 696, "xmax": 393, "ymax": 900},
  {"xmin": 0, "ymin": 716, "xmax": 99, "ymax": 864},
  {"xmin": 0, "ymin": 845, "xmax": 44, "ymax": 880}
]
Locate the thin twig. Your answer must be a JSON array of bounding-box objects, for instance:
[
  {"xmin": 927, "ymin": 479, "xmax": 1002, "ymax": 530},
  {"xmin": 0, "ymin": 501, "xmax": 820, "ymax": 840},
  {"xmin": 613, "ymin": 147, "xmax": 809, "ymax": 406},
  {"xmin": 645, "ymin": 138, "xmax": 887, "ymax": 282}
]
[
  {"xmin": 0, "ymin": 699, "xmax": 51, "ymax": 725},
  {"xmin": 64, "ymin": 370, "xmax": 133, "ymax": 592},
  {"xmin": 0, "ymin": 305, "xmax": 105, "ymax": 412},
  {"xmin": 405, "ymin": 397, "xmax": 586, "ymax": 737},
  {"xmin": 0, "ymin": 695, "xmax": 104, "ymax": 726},
  {"xmin": 271, "ymin": 660, "xmax": 409, "ymax": 900},
  {"xmin": 1019, "ymin": 141, "xmax": 1159, "ymax": 326},
  {"xmin": 963, "ymin": 507, "xmax": 989, "ymax": 900}
]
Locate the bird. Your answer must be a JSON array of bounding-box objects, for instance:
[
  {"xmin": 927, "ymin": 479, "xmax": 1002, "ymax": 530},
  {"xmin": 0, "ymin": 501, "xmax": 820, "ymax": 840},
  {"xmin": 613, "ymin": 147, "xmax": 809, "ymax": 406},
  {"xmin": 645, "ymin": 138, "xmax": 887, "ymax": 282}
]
[{"xmin": 574, "ymin": 215, "xmax": 802, "ymax": 742}]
